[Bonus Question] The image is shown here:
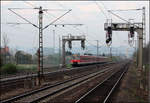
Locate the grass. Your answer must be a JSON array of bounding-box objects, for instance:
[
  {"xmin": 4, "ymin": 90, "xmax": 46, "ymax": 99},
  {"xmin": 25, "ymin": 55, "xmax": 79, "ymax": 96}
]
[
  {"xmin": 0, "ymin": 64, "xmax": 37, "ymax": 75},
  {"xmin": 66, "ymin": 64, "xmax": 72, "ymax": 68},
  {"xmin": 0, "ymin": 63, "xmax": 17, "ymax": 74},
  {"xmin": 131, "ymin": 62, "xmax": 149, "ymax": 102},
  {"xmin": 17, "ymin": 64, "xmax": 37, "ymax": 70},
  {"xmin": 17, "ymin": 64, "xmax": 37, "ymax": 72}
]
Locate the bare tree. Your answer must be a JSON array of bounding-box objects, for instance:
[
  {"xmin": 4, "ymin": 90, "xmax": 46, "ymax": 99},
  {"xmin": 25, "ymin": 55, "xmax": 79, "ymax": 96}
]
[
  {"xmin": 2, "ymin": 33, "xmax": 9, "ymax": 48},
  {"xmin": 2, "ymin": 33, "xmax": 9, "ymax": 64}
]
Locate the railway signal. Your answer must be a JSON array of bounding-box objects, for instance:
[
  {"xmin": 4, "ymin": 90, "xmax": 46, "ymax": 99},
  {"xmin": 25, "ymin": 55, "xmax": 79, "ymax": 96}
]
[
  {"xmin": 62, "ymin": 34, "xmax": 86, "ymax": 67},
  {"xmin": 104, "ymin": 7, "xmax": 146, "ymax": 89}
]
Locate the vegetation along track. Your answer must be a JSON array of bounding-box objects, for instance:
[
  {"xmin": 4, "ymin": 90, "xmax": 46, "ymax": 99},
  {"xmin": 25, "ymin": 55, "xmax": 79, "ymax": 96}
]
[
  {"xmin": 75, "ymin": 62, "xmax": 130, "ymax": 103},
  {"xmin": 0, "ymin": 62, "xmax": 116, "ymax": 103}
]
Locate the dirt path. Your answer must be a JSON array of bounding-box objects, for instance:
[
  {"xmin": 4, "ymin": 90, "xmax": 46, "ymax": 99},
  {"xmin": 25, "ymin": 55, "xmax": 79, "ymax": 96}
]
[{"xmin": 111, "ymin": 62, "xmax": 149, "ymax": 103}]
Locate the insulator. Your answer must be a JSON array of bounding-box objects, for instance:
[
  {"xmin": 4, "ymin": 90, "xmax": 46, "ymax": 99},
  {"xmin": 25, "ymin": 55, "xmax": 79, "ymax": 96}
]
[
  {"xmin": 81, "ymin": 40, "xmax": 85, "ymax": 49},
  {"xmin": 129, "ymin": 27, "xmax": 134, "ymax": 38},
  {"xmin": 55, "ymin": 25, "xmax": 57, "ymax": 27},
  {"xmin": 62, "ymin": 25, "xmax": 65, "ymax": 27},
  {"xmin": 68, "ymin": 41, "xmax": 72, "ymax": 49}
]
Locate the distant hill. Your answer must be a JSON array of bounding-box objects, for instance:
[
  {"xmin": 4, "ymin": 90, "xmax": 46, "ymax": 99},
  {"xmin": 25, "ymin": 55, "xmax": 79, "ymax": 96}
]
[{"xmin": 15, "ymin": 45, "xmax": 135, "ymax": 58}]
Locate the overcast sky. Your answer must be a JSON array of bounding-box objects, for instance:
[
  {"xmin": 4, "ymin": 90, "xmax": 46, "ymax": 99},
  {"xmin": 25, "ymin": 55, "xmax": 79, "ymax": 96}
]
[{"xmin": 1, "ymin": 1, "xmax": 149, "ymax": 52}]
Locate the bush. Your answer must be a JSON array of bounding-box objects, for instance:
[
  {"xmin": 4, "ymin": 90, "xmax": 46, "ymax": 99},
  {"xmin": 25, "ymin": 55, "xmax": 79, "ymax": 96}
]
[
  {"xmin": 1, "ymin": 63, "xmax": 17, "ymax": 74},
  {"xmin": 16, "ymin": 65, "xmax": 37, "ymax": 71}
]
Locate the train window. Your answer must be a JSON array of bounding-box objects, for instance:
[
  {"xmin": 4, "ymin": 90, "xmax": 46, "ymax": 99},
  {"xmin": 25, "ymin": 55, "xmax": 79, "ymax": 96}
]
[{"xmin": 72, "ymin": 55, "xmax": 80, "ymax": 60}]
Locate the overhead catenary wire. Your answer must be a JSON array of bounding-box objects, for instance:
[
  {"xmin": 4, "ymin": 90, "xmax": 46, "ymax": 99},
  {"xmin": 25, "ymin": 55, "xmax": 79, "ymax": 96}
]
[
  {"xmin": 44, "ymin": 13, "xmax": 70, "ymax": 34},
  {"xmin": 108, "ymin": 10, "xmax": 130, "ymax": 23},
  {"xmin": 56, "ymin": 2, "xmax": 89, "ymax": 35},
  {"xmin": 43, "ymin": 9, "xmax": 72, "ymax": 30},
  {"xmin": 22, "ymin": 1, "xmax": 75, "ymax": 48},
  {"xmin": 23, "ymin": 0, "xmax": 37, "ymax": 8},
  {"xmin": 108, "ymin": 10, "xmax": 142, "ymax": 29},
  {"xmin": 109, "ymin": 8, "xmax": 142, "ymax": 11},
  {"xmin": 56, "ymin": 2, "xmax": 102, "ymax": 42},
  {"xmin": 8, "ymin": 8, "xmax": 39, "ymax": 28},
  {"xmin": 52, "ymin": 2, "xmax": 108, "ymax": 49},
  {"xmin": 57, "ymin": 2, "xmax": 81, "ymax": 21},
  {"xmin": 94, "ymin": 1, "xmax": 108, "ymax": 19},
  {"xmin": 22, "ymin": 1, "xmax": 39, "ymax": 50},
  {"xmin": 45, "ymin": 10, "xmax": 85, "ymax": 36}
]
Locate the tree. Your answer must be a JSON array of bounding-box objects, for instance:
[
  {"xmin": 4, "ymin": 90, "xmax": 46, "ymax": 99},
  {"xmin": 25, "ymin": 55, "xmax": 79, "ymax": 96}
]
[
  {"xmin": 2, "ymin": 33, "xmax": 9, "ymax": 48},
  {"xmin": 102, "ymin": 53, "xmax": 105, "ymax": 56},
  {"xmin": 15, "ymin": 51, "xmax": 32, "ymax": 64},
  {"xmin": 2, "ymin": 33, "xmax": 10, "ymax": 64},
  {"xmin": 65, "ymin": 51, "xmax": 72, "ymax": 56}
]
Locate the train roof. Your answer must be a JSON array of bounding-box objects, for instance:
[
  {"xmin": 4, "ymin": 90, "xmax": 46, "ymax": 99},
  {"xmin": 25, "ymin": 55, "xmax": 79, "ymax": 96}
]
[{"xmin": 80, "ymin": 55, "xmax": 108, "ymax": 58}]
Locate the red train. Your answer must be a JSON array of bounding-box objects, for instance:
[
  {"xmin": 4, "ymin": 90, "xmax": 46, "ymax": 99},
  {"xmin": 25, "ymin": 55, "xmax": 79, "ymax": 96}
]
[{"xmin": 71, "ymin": 55, "xmax": 110, "ymax": 67}]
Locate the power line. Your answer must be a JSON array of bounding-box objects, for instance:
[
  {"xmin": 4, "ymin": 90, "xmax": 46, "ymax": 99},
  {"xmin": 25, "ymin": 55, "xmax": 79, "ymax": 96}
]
[
  {"xmin": 108, "ymin": 9, "xmax": 142, "ymax": 28},
  {"xmin": 108, "ymin": 10, "xmax": 130, "ymax": 23},
  {"xmin": 99, "ymin": 2, "xmax": 108, "ymax": 12},
  {"xmin": 8, "ymin": 8, "xmax": 39, "ymax": 28},
  {"xmin": 56, "ymin": 2, "xmax": 102, "ymax": 42},
  {"xmin": 45, "ymin": 10, "xmax": 85, "ymax": 35},
  {"xmin": 109, "ymin": 8, "xmax": 142, "ymax": 11},
  {"xmin": 86, "ymin": 40, "xmax": 97, "ymax": 48},
  {"xmin": 56, "ymin": 2, "xmax": 87, "ymax": 34},
  {"xmin": 94, "ymin": 1, "xmax": 108, "ymax": 19},
  {"xmin": 23, "ymin": 1, "xmax": 37, "ymax": 8},
  {"xmin": 43, "ymin": 9, "xmax": 72, "ymax": 30}
]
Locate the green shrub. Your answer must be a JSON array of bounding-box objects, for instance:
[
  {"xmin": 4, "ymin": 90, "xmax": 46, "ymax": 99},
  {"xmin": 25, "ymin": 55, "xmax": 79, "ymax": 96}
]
[
  {"xmin": 16, "ymin": 65, "xmax": 37, "ymax": 71},
  {"xmin": 66, "ymin": 64, "xmax": 72, "ymax": 68},
  {"xmin": 1, "ymin": 63, "xmax": 17, "ymax": 74}
]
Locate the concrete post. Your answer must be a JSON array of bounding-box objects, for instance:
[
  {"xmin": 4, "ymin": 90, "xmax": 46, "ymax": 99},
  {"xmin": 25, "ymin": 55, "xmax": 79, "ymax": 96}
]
[
  {"xmin": 136, "ymin": 29, "xmax": 143, "ymax": 70},
  {"xmin": 62, "ymin": 40, "xmax": 66, "ymax": 67},
  {"xmin": 136, "ymin": 29, "xmax": 143, "ymax": 89}
]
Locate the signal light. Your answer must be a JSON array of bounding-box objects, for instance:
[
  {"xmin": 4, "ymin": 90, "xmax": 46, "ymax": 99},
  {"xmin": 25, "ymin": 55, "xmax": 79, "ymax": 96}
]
[
  {"xmin": 106, "ymin": 26, "xmax": 112, "ymax": 45},
  {"xmin": 129, "ymin": 27, "xmax": 134, "ymax": 38},
  {"xmin": 107, "ymin": 27, "xmax": 112, "ymax": 35},
  {"xmin": 68, "ymin": 41, "xmax": 72, "ymax": 49},
  {"xmin": 81, "ymin": 40, "xmax": 85, "ymax": 49}
]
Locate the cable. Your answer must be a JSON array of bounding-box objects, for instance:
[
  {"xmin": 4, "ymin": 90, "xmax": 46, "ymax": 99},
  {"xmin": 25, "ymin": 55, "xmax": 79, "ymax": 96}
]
[
  {"xmin": 22, "ymin": 1, "xmax": 37, "ymax": 8},
  {"xmin": 52, "ymin": 2, "xmax": 108, "ymax": 50},
  {"xmin": 8, "ymin": 8, "xmax": 38, "ymax": 28},
  {"xmin": 55, "ymin": 2, "xmax": 88, "ymax": 35},
  {"xmin": 94, "ymin": 1, "xmax": 108, "ymax": 19},
  {"xmin": 56, "ymin": 2, "xmax": 101, "ymax": 41},
  {"xmin": 109, "ymin": 8, "xmax": 142, "ymax": 11},
  {"xmin": 99, "ymin": 1, "xmax": 112, "ymax": 18},
  {"xmin": 45, "ymin": 10, "xmax": 85, "ymax": 37},
  {"xmin": 43, "ymin": 9, "xmax": 72, "ymax": 30},
  {"xmin": 44, "ymin": 13, "xmax": 70, "ymax": 34},
  {"xmin": 108, "ymin": 10, "xmax": 129, "ymax": 23}
]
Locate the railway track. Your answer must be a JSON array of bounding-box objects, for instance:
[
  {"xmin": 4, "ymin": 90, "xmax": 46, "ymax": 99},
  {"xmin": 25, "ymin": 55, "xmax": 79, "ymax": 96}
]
[
  {"xmin": 1, "ymin": 63, "xmax": 116, "ymax": 103},
  {"xmin": 75, "ymin": 62, "xmax": 130, "ymax": 103},
  {"xmin": 0, "ymin": 62, "xmax": 114, "ymax": 91}
]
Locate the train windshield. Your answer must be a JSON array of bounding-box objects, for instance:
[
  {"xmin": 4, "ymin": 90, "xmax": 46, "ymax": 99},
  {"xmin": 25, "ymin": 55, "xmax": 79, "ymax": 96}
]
[{"xmin": 72, "ymin": 54, "xmax": 80, "ymax": 60}]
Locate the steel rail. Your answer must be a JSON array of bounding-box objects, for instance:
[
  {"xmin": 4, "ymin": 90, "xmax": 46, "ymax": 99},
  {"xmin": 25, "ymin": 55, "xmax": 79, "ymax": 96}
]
[
  {"xmin": 0, "ymin": 62, "xmax": 113, "ymax": 83},
  {"xmin": 103, "ymin": 63, "xmax": 129, "ymax": 103},
  {"xmin": 1, "ymin": 65, "xmax": 113, "ymax": 103},
  {"xmin": 0, "ymin": 62, "xmax": 114, "ymax": 90},
  {"xmin": 29, "ymin": 67, "xmax": 114, "ymax": 103},
  {"xmin": 75, "ymin": 62, "xmax": 129, "ymax": 103}
]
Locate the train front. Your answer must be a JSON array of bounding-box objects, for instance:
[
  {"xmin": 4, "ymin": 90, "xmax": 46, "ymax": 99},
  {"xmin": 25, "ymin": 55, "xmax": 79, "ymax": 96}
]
[{"xmin": 70, "ymin": 54, "xmax": 80, "ymax": 67}]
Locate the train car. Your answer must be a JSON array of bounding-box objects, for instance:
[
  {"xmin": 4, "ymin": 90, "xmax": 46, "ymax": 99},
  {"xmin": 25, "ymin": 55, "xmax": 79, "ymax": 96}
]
[{"xmin": 71, "ymin": 54, "xmax": 110, "ymax": 67}]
